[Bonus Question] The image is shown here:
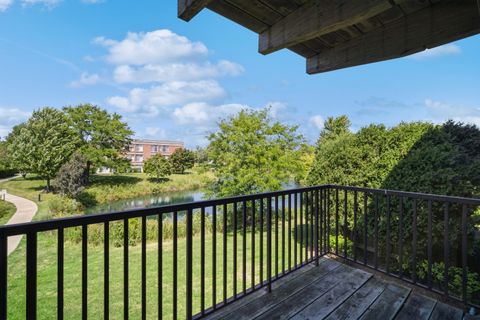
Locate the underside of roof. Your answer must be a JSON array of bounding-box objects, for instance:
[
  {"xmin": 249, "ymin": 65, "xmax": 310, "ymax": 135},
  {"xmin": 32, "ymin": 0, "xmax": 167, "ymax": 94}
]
[{"xmin": 178, "ymin": 0, "xmax": 480, "ymax": 74}]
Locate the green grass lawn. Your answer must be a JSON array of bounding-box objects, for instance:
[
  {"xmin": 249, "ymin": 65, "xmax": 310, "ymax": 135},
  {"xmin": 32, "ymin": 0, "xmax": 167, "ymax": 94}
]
[
  {"xmin": 7, "ymin": 221, "xmax": 312, "ymax": 319},
  {"xmin": 0, "ymin": 200, "xmax": 16, "ymax": 225}
]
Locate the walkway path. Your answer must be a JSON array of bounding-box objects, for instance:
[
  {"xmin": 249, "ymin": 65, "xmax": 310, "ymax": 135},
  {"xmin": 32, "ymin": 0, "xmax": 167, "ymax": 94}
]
[{"xmin": 0, "ymin": 176, "xmax": 38, "ymax": 255}]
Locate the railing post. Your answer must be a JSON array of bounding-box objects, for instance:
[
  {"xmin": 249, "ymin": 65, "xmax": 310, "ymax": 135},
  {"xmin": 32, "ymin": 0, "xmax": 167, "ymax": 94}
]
[
  {"xmin": 267, "ymin": 197, "xmax": 272, "ymax": 293},
  {"xmin": 26, "ymin": 232, "xmax": 37, "ymax": 320},
  {"xmin": 315, "ymin": 189, "xmax": 319, "ymax": 266},
  {"xmin": 186, "ymin": 209, "xmax": 193, "ymax": 319},
  {"xmin": 0, "ymin": 233, "xmax": 7, "ymax": 320}
]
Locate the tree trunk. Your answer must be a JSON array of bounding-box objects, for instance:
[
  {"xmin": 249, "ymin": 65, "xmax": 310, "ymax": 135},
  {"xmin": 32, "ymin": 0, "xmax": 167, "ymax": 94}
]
[
  {"xmin": 85, "ymin": 161, "xmax": 91, "ymax": 185},
  {"xmin": 46, "ymin": 178, "xmax": 51, "ymax": 192}
]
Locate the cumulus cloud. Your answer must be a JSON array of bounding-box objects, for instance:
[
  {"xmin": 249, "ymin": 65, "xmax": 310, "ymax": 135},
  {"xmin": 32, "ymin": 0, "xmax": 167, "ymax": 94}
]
[
  {"xmin": 0, "ymin": 0, "xmax": 13, "ymax": 12},
  {"xmin": 21, "ymin": 0, "xmax": 61, "ymax": 8},
  {"xmin": 410, "ymin": 44, "xmax": 461, "ymax": 60},
  {"xmin": 173, "ymin": 102, "xmax": 248, "ymax": 125},
  {"xmin": 0, "ymin": 107, "xmax": 31, "ymax": 137},
  {"xmin": 108, "ymin": 80, "xmax": 226, "ymax": 113},
  {"xmin": 69, "ymin": 72, "xmax": 100, "ymax": 87},
  {"xmin": 145, "ymin": 127, "xmax": 166, "ymax": 138},
  {"xmin": 113, "ymin": 60, "xmax": 243, "ymax": 84},
  {"xmin": 94, "ymin": 30, "xmax": 208, "ymax": 65},
  {"xmin": 309, "ymin": 115, "xmax": 325, "ymax": 130},
  {"xmin": 424, "ymin": 99, "xmax": 480, "ymax": 127}
]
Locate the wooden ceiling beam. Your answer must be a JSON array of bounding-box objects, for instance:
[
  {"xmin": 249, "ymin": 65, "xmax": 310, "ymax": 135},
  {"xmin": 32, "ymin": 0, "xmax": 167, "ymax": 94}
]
[
  {"xmin": 178, "ymin": 0, "xmax": 212, "ymax": 21},
  {"xmin": 307, "ymin": 0, "xmax": 480, "ymax": 74},
  {"xmin": 258, "ymin": 0, "xmax": 396, "ymax": 55}
]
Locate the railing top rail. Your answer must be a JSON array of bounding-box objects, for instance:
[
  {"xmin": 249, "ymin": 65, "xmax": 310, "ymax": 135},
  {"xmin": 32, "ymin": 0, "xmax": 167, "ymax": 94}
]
[
  {"xmin": 1, "ymin": 184, "xmax": 478, "ymax": 237},
  {"xmin": 0, "ymin": 185, "xmax": 323, "ymax": 236},
  {"xmin": 327, "ymin": 184, "xmax": 480, "ymax": 205}
]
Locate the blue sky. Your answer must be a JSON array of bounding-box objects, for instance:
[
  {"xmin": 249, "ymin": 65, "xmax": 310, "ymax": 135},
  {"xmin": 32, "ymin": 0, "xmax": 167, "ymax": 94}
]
[{"xmin": 1, "ymin": 0, "xmax": 479, "ymax": 147}]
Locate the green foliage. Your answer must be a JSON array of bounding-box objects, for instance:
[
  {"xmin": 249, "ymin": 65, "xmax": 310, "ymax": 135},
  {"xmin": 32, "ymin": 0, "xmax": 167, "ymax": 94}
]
[
  {"xmin": 143, "ymin": 154, "xmax": 172, "ymax": 180},
  {"xmin": 0, "ymin": 200, "xmax": 16, "ymax": 225},
  {"xmin": 53, "ymin": 153, "xmax": 88, "ymax": 198},
  {"xmin": 5, "ymin": 124, "xmax": 30, "ymax": 178},
  {"xmin": 63, "ymin": 104, "xmax": 134, "ymax": 178},
  {"xmin": 48, "ymin": 196, "xmax": 83, "ymax": 218},
  {"xmin": 7, "ymin": 108, "xmax": 78, "ymax": 189},
  {"xmin": 207, "ymin": 108, "xmax": 305, "ymax": 197},
  {"xmin": 169, "ymin": 148, "xmax": 195, "ymax": 174}
]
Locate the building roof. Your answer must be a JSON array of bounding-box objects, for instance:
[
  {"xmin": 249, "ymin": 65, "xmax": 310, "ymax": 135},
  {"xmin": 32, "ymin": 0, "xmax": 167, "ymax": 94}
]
[
  {"xmin": 131, "ymin": 139, "xmax": 184, "ymax": 145},
  {"xmin": 178, "ymin": 0, "xmax": 480, "ymax": 74}
]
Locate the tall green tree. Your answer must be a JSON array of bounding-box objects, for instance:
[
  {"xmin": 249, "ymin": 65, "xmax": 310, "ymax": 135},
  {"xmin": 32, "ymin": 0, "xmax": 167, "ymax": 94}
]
[
  {"xmin": 8, "ymin": 108, "xmax": 78, "ymax": 190},
  {"xmin": 144, "ymin": 154, "xmax": 172, "ymax": 180},
  {"xmin": 207, "ymin": 108, "xmax": 305, "ymax": 197},
  {"xmin": 5, "ymin": 124, "xmax": 30, "ymax": 178},
  {"xmin": 169, "ymin": 148, "xmax": 195, "ymax": 174},
  {"xmin": 63, "ymin": 104, "xmax": 133, "ymax": 181}
]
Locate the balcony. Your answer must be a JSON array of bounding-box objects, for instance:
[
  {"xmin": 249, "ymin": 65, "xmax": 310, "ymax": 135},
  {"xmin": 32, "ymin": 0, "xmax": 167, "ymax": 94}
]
[{"xmin": 0, "ymin": 185, "xmax": 478, "ymax": 319}]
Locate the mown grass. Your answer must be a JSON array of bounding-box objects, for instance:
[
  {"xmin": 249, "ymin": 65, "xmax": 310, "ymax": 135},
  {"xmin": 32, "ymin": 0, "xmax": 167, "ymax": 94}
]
[
  {"xmin": 0, "ymin": 200, "xmax": 16, "ymax": 225},
  {"xmin": 7, "ymin": 218, "xmax": 312, "ymax": 319}
]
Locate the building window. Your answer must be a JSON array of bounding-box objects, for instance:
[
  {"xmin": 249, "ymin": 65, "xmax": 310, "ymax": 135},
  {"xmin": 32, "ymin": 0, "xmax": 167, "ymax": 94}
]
[
  {"xmin": 161, "ymin": 145, "xmax": 168, "ymax": 153},
  {"xmin": 135, "ymin": 144, "xmax": 144, "ymax": 152},
  {"xmin": 135, "ymin": 155, "xmax": 144, "ymax": 162},
  {"xmin": 151, "ymin": 145, "xmax": 158, "ymax": 153}
]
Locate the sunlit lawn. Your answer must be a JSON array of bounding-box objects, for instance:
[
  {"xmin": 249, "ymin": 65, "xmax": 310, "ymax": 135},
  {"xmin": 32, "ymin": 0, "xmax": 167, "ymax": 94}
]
[{"xmin": 7, "ymin": 222, "xmax": 313, "ymax": 319}]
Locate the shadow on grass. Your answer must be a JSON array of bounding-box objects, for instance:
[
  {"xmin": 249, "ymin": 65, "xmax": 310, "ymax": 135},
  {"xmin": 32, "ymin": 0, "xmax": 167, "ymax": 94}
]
[
  {"xmin": 147, "ymin": 177, "xmax": 170, "ymax": 183},
  {"xmin": 76, "ymin": 192, "xmax": 98, "ymax": 208},
  {"xmin": 89, "ymin": 175, "xmax": 142, "ymax": 186}
]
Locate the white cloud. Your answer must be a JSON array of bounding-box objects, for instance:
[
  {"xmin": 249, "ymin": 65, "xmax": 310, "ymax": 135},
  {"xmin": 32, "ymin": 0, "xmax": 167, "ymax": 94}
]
[
  {"xmin": 113, "ymin": 60, "xmax": 243, "ymax": 84},
  {"xmin": 145, "ymin": 127, "xmax": 166, "ymax": 138},
  {"xmin": 82, "ymin": 0, "xmax": 103, "ymax": 3},
  {"xmin": 108, "ymin": 80, "xmax": 226, "ymax": 113},
  {"xmin": 0, "ymin": 0, "xmax": 13, "ymax": 12},
  {"xmin": 424, "ymin": 99, "xmax": 480, "ymax": 127},
  {"xmin": 410, "ymin": 44, "xmax": 461, "ymax": 60},
  {"xmin": 309, "ymin": 115, "xmax": 325, "ymax": 130},
  {"xmin": 21, "ymin": 0, "xmax": 62, "ymax": 8},
  {"xmin": 69, "ymin": 72, "xmax": 100, "ymax": 87},
  {"xmin": 0, "ymin": 107, "xmax": 31, "ymax": 138},
  {"xmin": 94, "ymin": 29, "xmax": 208, "ymax": 65},
  {"xmin": 173, "ymin": 102, "xmax": 248, "ymax": 125}
]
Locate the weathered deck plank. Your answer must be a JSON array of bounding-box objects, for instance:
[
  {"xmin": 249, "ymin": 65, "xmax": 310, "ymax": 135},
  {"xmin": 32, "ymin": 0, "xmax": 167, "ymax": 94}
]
[
  {"xmin": 291, "ymin": 269, "xmax": 372, "ymax": 319},
  {"xmin": 359, "ymin": 283, "xmax": 411, "ymax": 320},
  {"xmin": 255, "ymin": 267, "xmax": 363, "ymax": 319},
  {"xmin": 208, "ymin": 258, "xmax": 342, "ymax": 320},
  {"xmin": 394, "ymin": 293, "xmax": 436, "ymax": 320},
  {"xmin": 325, "ymin": 277, "xmax": 386, "ymax": 320},
  {"xmin": 429, "ymin": 301, "xmax": 464, "ymax": 320}
]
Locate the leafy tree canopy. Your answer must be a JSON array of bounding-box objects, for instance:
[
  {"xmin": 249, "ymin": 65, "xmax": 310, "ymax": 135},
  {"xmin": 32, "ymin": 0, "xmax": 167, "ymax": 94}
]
[
  {"xmin": 63, "ymin": 104, "xmax": 134, "ymax": 179},
  {"xmin": 170, "ymin": 148, "xmax": 195, "ymax": 174},
  {"xmin": 53, "ymin": 152, "xmax": 88, "ymax": 198},
  {"xmin": 144, "ymin": 154, "xmax": 172, "ymax": 180},
  {"xmin": 207, "ymin": 108, "xmax": 305, "ymax": 197}
]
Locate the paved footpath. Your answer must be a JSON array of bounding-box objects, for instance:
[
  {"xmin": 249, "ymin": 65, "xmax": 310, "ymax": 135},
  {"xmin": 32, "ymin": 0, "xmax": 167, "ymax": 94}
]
[{"xmin": 0, "ymin": 176, "xmax": 38, "ymax": 255}]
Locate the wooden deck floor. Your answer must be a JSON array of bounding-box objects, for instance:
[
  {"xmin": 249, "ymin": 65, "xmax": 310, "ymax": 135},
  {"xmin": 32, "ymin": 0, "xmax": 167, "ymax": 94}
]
[{"xmin": 205, "ymin": 258, "xmax": 464, "ymax": 320}]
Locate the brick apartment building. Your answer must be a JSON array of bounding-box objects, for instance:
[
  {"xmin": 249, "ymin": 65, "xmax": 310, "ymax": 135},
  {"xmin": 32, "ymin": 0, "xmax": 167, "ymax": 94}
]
[{"xmin": 126, "ymin": 139, "xmax": 184, "ymax": 171}]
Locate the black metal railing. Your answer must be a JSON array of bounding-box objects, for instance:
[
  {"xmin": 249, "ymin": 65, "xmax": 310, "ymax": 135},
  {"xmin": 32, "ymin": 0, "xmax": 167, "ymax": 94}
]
[{"xmin": 0, "ymin": 185, "xmax": 478, "ymax": 319}]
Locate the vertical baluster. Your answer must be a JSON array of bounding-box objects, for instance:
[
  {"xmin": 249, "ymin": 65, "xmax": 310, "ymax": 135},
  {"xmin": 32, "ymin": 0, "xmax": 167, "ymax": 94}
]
[
  {"xmin": 223, "ymin": 204, "xmax": 227, "ymax": 304},
  {"xmin": 443, "ymin": 203, "xmax": 449, "ymax": 298},
  {"xmin": 124, "ymin": 219, "xmax": 129, "ymax": 320},
  {"xmin": 399, "ymin": 197, "xmax": 404, "ymax": 278},
  {"xmin": 142, "ymin": 216, "xmax": 147, "ymax": 320},
  {"xmin": 374, "ymin": 194, "xmax": 379, "ymax": 269},
  {"xmin": 58, "ymin": 228, "xmax": 64, "ymax": 320},
  {"xmin": 267, "ymin": 197, "xmax": 272, "ymax": 292},
  {"xmin": 335, "ymin": 189, "xmax": 339, "ymax": 255},
  {"xmin": 353, "ymin": 191, "xmax": 358, "ymax": 262},
  {"xmin": 282, "ymin": 194, "xmax": 285, "ymax": 274},
  {"xmin": 186, "ymin": 209, "xmax": 193, "ymax": 320},
  {"xmin": 82, "ymin": 226, "xmax": 88, "ymax": 320},
  {"xmin": 158, "ymin": 214, "xmax": 163, "ymax": 319},
  {"xmin": 103, "ymin": 223, "xmax": 109, "ymax": 320},
  {"xmin": 461, "ymin": 204, "xmax": 468, "ymax": 304},
  {"xmin": 259, "ymin": 199, "xmax": 264, "ymax": 286},
  {"xmin": 305, "ymin": 192, "xmax": 309, "ymax": 262},
  {"xmin": 294, "ymin": 193, "xmax": 298, "ymax": 268},
  {"xmin": 427, "ymin": 200, "xmax": 433, "ymax": 289},
  {"xmin": 386, "ymin": 195, "xmax": 391, "ymax": 275},
  {"xmin": 212, "ymin": 206, "xmax": 217, "ymax": 309},
  {"xmin": 275, "ymin": 196, "xmax": 279, "ymax": 276},
  {"xmin": 233, "ymin": 202, "xmax": 237, "ymax": 298},
  {"xmin": 251, "ymin": 199, "xmax": 255, "ymax": 290},
  {"xmin": 201, "ymin": 207, "xmax": 205, "ymax": 314},
  {"xmin": 27, "ymin": 232, "xmax": 37, "ymax": 320},
  {"xmin": 344, "ymin": 190, "xmax": 348, "ymax": 259},
  {"xmin": 412, "ymin": 200, "xmax": 417, "ymax": 284},
  {"xmin": 288, "ymin": 194, "xmax": 292, "ymax": 271},
  {"xmin": 310, "ymin": 191, "xmax": 314, "ymax": 261},
  {"xmin": 0, "ymin": 234, "xmax": 7, "ymax": 320},
  {"xmin": 315, "ymin": 190, "xmax": 319, "ymax": 266},
  {"xmin": 242, "ymin": 200, "xmax": 247, "ymax": 294},
  {"xmin": 319, "ymin": 189, "xmax": 323, "ymax": 256},
  {"xmin": 299, "ymin": 192, "xmax": 303, "ymax": 264},
  {"xmin": 327, "ymin": 189, "xmax": 330, "ymax": 253},
  {"xmin": 173, "ymin": 212, "xmax": 177, "ymax": 320},
  {"xmin": 363, "ymin": 193, "xmax": 368, "ymax": 266}
]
